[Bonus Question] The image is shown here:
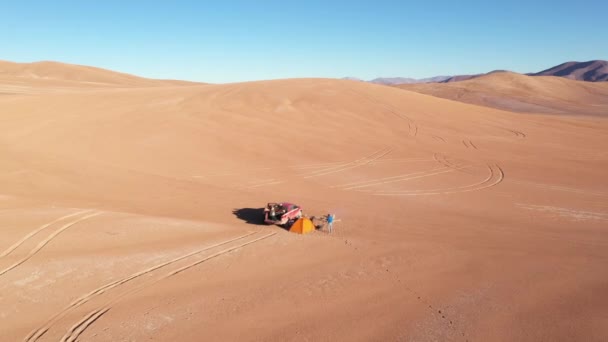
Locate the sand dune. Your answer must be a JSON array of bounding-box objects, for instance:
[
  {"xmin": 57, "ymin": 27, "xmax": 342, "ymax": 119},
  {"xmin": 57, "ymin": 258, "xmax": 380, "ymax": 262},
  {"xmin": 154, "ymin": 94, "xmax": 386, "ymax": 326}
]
[
  {"xmin": 397, "ymin": 71, "xmax": 608, "ymax": 115},
  {"xmin": 0, "ymin": 60, "xmax": 199, "ymax": 95},
  {"xmin": 1, "ymin": 62, "xmax": 607, "ymax": 341}
]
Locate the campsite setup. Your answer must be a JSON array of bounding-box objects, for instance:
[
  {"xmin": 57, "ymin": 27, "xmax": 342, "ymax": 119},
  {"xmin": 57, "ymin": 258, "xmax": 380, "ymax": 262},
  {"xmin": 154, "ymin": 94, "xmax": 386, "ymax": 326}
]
[{"xmin": 263, "ymin": 202, "xmax": 332, "ymax": 234}]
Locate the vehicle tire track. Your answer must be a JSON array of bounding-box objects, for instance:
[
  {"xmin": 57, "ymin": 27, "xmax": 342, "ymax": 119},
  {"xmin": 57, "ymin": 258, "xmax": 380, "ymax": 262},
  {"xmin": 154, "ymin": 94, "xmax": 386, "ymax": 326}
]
[
  {"xmin": 0, "ymin": 211, "xmax": 102, "ymax": 277},
  {"xmin": 462, "ymin": 139, "xmax": 478, "ymax": 150},
  {"xmin": 375, "ymin": 164, "xmax": 504, "ymax": 196},
  {"xmin": 25, "ymin": 231, "xmax": 260, "ymax": 342},
  {"xmin": 335, "ymin": 166, "xmax": 449, "ymax": 190},
  {"xmin": 245, "ymin": 178, "xmax": 276, "ymax": 185},
  {"xmin": 202, "ymin": 148, "xmax": 407, "ymax": 190},
  {"xmin": 191, "ymin": 167, "xmax": 274, "ymax": 178},
  {"xmin": 289, "ymin": 161, "xmax": 349, "ymax": 170},
  {"xmin": 241, "ymin": 147, "xmax": 393, "ymax": 189},
  {"xmin": 249, "ymin": 158, "xmax": 434, "ymax": 190},
  {"xmin": 490, "ymin": 125, "xmax": 527, "ymax": 139},
  {"xmin": 302, "ymin": 147, "xmax": 393, "ymax": 179},
  {"xmin": 194, "ymin": 160, "xmax": 360, "ymax": 179},
  {"xmin": 0, "ymin": 210, "xmax": 93, "ymax": 259},
  {"xmin": 347, "ymin": 87, "xmax": 418, "ymax": 137},
  {"xmin": 58, "ymin": 232, "xmax": 277, "ymax": 342},
  {"xmin": 194, "ymin": 160, "xmax": 353, "ymax": 178},
  {"xmin": 433, "ymin": 153, "xmax": 449, "ymax": 167},
  {"xmin": 245, "ymin": 180, "xmax": 284, "ymax": 189},
  {"xmin": 378, "ymin": 164, "xmax": 495, "ymax": 194},
  {"xmin": 433, "ymin": 153, "xmax": 460, "ymax": 169},
  {"xmin": 369, "ymin": 158, "xmax": 433, "ymax": 164},
  {"xmin": 296, "ymin": 157, "xmax": 430, "ymax": 169},
  {"xmin": 432, "ymin": 135, "xmax": 446, "ymax": 143},
  {"xmin": 510, "ymin": 180, "xmax": 608, "ymax": 197},
  {"xmin": 195, "ymin": 155, "xmax": 408, "ymax": 180},
  {"xmin": 241, "ymin": 178, "xmax": 279, "ymax": 189},
  {"xmin": 346, "ymin": 165, "xmax": 470, "ymax": 191},
  {"xmin": 61, "ymin": 308, "xmax": 109, "ymax": 342}
]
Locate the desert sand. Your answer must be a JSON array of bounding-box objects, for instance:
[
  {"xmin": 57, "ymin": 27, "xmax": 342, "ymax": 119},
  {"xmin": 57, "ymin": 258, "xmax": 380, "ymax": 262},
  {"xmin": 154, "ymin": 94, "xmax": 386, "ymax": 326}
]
[
  {"xmin": 1, "ymin": 61, "xmax": 607, "ymax": 341},
  {"xmin": 398, "ymin": 71, "xmax": 608, "ymax": 115}
]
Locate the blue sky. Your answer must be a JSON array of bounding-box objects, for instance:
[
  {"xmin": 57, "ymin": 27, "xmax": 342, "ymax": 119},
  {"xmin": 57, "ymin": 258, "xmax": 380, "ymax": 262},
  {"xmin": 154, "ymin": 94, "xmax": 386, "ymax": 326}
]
[{"xmin": 1, "ymin": 1, "xmax": 606, "ymax": 83}]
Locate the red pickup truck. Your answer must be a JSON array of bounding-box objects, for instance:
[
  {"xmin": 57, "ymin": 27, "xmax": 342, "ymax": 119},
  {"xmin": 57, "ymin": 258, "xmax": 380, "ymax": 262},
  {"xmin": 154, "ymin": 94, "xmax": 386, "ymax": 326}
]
[{"xmin": 264, "ymin": 202, "xmax": 302, "ymax": 225}]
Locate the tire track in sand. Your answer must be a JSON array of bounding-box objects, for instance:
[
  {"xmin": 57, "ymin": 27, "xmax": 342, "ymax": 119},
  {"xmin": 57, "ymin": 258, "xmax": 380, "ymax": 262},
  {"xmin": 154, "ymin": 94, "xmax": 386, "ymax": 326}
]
[
  {"xmin": 25, "ymin": 231, "xmax": 261, "ymax": 342},
  {"xmin": 330, "ymin": 152, "xmax": 471, "ymax": 191},
  {"xmin": 375, "ymin": 164, "xmax": 504, "ymax": 196},
  {"xmin": 334, "ymin": 166, "xmax": 449, "ymax": 190},
  {"xmin": 204, "ymin": 148, "xmax": 411, "ymax": 190},
  {"xmin": 489, "ymin": 125, "xmax": 526, "ymax": 139},
  {"xmin": 193, "ymin": 160, "xmax": 351, "ymax": 178},
  {"xmin": 57, "ymin": 232, "xmax": 277, "ymax": 342},
  {"xmin": 301, "ymin": 146, "xmax": 393, "ymax": 179},
  {"xmin": 432, "ymin": 135, "xmax": 446, "ymax": 143},
  {"xmin": 0, "ymin": 210, "xmax": 93, "ymax": 259},
  {"xmin": 462, "ymin": 139, "xmax": 478, "ymax": 150},
  {"xmin": 347, "ymin": 87, "xmax": 419, "ymax": 137},
  {"xmin": 510, "ymin": 180, "xmax": 608, "ymax": 197},
  {"xmin": 294, "ymin": 158, "xmax": 429, "ymax": 169},
  {"xmin": 196, "ymin": 156, "xmax": 406, "ymax": 180},
  {"xmin": 377, "ymin": 164, "xmax": 496, "ymax": 194},
  {"xmin": 432, "ymin": 153, "xmax": 475, "ymax": 175},
  {"xmin": 243, "ymin": 147, "xmax": 393, "ymax": 189},
  {"xmin": 345, "ymin": 165, "xmax": 470, "ymax": 191},
  {"xmin": 433, "ymin": 153, "xmax": 457, "ymax": 169},
  {"xmin": 0, "ymin": 211, "xmax": 102, "ymax": 277}
]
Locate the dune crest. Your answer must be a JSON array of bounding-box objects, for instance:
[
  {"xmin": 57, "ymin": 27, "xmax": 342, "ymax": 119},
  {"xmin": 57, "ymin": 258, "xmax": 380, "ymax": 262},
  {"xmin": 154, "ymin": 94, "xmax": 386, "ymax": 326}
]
[{"xmin": 0, "ymin": 60, "xmax": 201, "ymax": 94}]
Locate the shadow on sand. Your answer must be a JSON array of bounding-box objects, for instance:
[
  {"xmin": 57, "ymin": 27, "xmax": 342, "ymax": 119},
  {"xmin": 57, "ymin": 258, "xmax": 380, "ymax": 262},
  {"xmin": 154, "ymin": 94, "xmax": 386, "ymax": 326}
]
[
  {"xmin": 232, "ymin": 208, "xmax": 267, "ymax": 225},
  {"xmin": 232, "ymin": 207, "xmax": 296, "ymax": 231}
]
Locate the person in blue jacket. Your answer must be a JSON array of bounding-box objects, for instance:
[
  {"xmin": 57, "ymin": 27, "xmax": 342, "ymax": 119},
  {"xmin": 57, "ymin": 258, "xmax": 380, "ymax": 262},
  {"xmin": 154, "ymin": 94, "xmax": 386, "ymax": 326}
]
[{"xmin": 326, "ymin": 213, "xmax": 335, "ymax": 233}]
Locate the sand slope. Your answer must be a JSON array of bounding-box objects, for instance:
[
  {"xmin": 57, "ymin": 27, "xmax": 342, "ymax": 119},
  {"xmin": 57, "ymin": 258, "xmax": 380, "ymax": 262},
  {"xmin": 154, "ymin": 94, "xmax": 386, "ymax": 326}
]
[
  {"xmin": 0, "ymin": 60, "xmax": 200, "ymax": 95},
  {"xmin": 398, "ymin": 71, "xmax": 608, "ymax": 115},
  {"xmin": 1, "ymin": 62, "xmax": 607, "ymax": 342}
]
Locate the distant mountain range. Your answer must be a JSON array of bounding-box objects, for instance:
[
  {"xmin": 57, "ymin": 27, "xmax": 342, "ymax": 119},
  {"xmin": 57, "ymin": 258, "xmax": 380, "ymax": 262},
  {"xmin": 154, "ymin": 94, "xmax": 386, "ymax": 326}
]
[
  {"xmin": 530, "ymin": 60, "xmax": 608, "ymax": 82},
  {"xmin": 440, "ymin": 70, "xmax": 509, "ymax": 83},
  {"xmin": 370, "ymin": 76, "xmax": 452, "ymax": 85},
  {"xmin": 346, "ymin": 60, "xmax": 608, "ymax": 85},
  {"xmin": 343, "ymin": 76, "xmax": 451, "ymax": 85}
]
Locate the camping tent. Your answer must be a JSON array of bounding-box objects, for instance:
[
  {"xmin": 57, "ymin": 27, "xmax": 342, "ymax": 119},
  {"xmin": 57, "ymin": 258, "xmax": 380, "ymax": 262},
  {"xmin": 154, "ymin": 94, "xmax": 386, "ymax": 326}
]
[{"xmin": 289, "ymin": 218, "xmax": 315, "ymax": 234}]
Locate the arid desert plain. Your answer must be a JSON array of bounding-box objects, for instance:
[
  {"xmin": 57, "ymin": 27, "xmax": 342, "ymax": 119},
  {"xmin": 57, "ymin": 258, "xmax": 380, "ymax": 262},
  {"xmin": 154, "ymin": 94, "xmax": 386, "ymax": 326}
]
[{"xmin": 1, "ymin": 61, "xmax": 607, "ymax": 341}]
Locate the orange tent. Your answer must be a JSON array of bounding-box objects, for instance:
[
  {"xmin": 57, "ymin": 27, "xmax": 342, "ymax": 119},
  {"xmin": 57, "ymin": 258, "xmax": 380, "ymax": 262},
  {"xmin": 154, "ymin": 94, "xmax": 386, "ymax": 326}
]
[{"xmin": 289, "ymin": 218, "xmax": 315, "ymax": 234}]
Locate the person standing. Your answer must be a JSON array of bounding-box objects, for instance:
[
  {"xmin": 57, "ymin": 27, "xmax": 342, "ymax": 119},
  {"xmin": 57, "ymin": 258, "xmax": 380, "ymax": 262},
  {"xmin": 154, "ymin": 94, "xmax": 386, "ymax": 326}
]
[{"xmin": 326, "ymin": 213, "xmax": 335, "ymax": 233}]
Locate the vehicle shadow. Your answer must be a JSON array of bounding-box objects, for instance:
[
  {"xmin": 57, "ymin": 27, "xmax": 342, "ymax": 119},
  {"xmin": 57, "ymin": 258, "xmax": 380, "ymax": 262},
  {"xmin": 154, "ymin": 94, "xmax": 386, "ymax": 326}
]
[
  {"xmin": 232, "ymin": 208, "xmax": 267, "ymax": 225},
  {"xmin": 232, "ymin": 208, "xmax": 297, "ymax": 231}
]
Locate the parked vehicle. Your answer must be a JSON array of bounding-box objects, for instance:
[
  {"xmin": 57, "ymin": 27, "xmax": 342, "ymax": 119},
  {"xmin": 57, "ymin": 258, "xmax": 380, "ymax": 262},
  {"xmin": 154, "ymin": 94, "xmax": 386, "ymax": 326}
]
[{"xmin": 264, "ymin": 202, "xmax": 302, "ymax": 225}]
